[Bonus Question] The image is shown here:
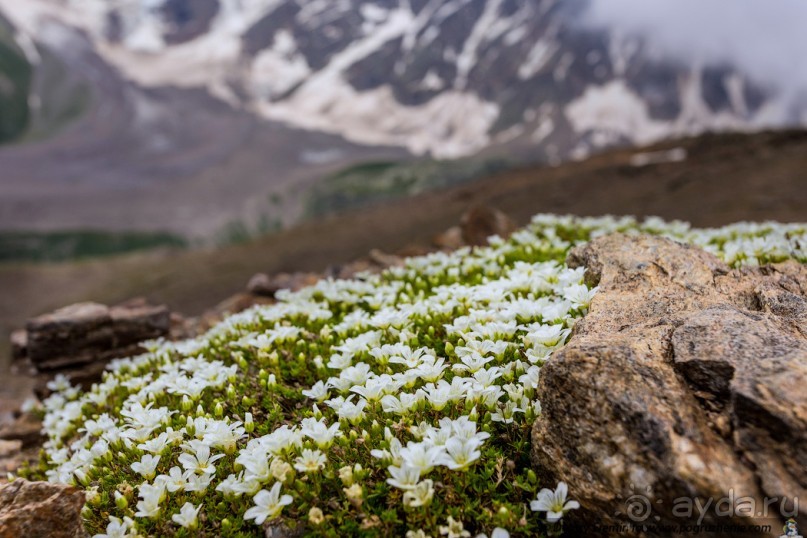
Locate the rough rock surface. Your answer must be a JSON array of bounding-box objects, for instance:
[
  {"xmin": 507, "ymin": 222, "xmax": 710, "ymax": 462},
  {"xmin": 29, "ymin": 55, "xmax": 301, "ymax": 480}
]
[
  {"xmin": 26, "ymin": 301, "xmax": 170, "ymax": 371},
  {"xmin": 11, "ymin": 299, "xmax": 172, "ymax": 397},
  {"xmin": 0, "ymin": 479, "xmax": 86, "ymax": 537},
  {"xmin": 532, "ymin": 234, "xmax": 806, "ymax": 536}
]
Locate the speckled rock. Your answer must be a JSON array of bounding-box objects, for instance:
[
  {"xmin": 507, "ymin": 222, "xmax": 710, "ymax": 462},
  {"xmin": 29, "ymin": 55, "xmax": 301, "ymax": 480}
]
[
  {"xmin": 0, "ymin": 479, "xmax": 86, "ymax": 537},
  {"xmin": 532, "ymin": 234, "xmax": 806, "ymax": 536}
]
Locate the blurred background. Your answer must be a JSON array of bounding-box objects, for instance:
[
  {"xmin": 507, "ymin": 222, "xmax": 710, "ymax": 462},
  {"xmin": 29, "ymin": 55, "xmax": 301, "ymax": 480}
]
[{"xmin": 1, "ymin": 0, "xmax": 806, "ymax": 375}]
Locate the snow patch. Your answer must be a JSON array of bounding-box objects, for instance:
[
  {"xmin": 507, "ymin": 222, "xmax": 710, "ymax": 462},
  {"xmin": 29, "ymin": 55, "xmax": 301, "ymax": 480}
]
[
  {"xmin": 630, "ymin": 147, "xmax": 687, "ymax": 167},
  {"xmin": 565, "ymin": 79, "xmax": 670, "ymax": 145},
  {"xmin": 565, "ymin": 76, "xmax": 790, "ymax": 148},
  {"xmin": 518, "ymin": 39, "xmax": 558, "ymax": 79},
  {"xmin": 454, "ymin": 0, "xmax": 504, "ymax": 89},
  {"xmin": 260, "ymin": 81, "xmax": 499, "ymax": 158},
  {"xmin": 250, "ymin": 30, "xmax": 310, "ymax": 99},
  {"xmin": 420, "ymin": 70, "xmax": 445, "ymax": 91}
]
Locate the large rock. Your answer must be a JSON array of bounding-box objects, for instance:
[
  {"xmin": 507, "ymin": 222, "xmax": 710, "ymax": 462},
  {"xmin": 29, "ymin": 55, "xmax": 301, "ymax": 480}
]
[
  {"xmin": 25, "ymin": 301, "xmax": 170, "ymax": 371},
  {"xmin": 532, "ymin": 234, "xmax": 806, "ymax": 536},
  {"xmin": 0, "ymin": 479, "xmax": 86, "ymax": 537}
]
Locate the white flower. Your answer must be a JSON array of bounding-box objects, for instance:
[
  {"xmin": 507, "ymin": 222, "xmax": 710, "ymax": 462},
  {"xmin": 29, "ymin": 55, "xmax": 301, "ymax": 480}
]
[
  {"xmin": 530, "ymin": 481, "xmax": 580, "ymax": 522},
  {"xmin": 563, "ymin": 284, "xmax": 597, "ymax": 309},
  {"xmin": 475, "ymin": 528, "xmax": 509, "ymax": 538},
  {"xmin": 92, "ymin": 516, "xmax": 136, "ymax": 538},
  {"xmin": 163, "ymin": 466, "xmax": 187, "ymax": 493},
  {"xmin": 300, "ymin": 417, "xmax": 341, "ymax": 447},
  {"xmin": 403, "ymin": 479, "xmax": 434, "ymax": 508},
  {"xmin": 293, "ymin": 448, "xmax": 327, "ymax": 473},
  {"xmin": 523, "ymin": 324, "xmax": 570, "ymax": 348},
  {"xmin": 215, "ymin": 474, "xmax": 240, "ymax": 497},
  {"xmin": 335, "ymin": 396, "xmax": 367, "ymax": 423},
  {"xmin": 452, "ymin": 352, "xmax": 494, "ymax": 373},
  {"xmin": 302, "ymin": 381, "xmax": 329, "ymax": 401},
  {"xmin": 47, "ymin": 374, "xmax": 72, "ymax": 393},
  {"xmin": 439, "ymin": 516, "xmax": 470, "ymax": 538},
  {"xmin": 386, "ymin": 464, "xmax": 421, "ymax": 490},
  {"xmin": 130, "ymin": 455, "xmax": 160, "ymax": 479},
  {"xmin": 179, "ymin": 441, "xmax": 225, "ymax": 474},
  {"xmin": 203, "ymin": 420, "xmax": 246, "ymax": 453},
  {"xmin": 134, "ymin": 483, "xmax": 163, "ymax": 519},
  {"xmin": 400, "ymin": 442, "xmax": 444, "ymax": 475},
  {"xmin": 184, "ymin": 471, "xmax": 214, "ymax": 493},
  {"xmin": 171, "ymin": 502, "xmax": 200, "ymax": 529},
  {"xmin": 138, "ymin": 432, "xmax": 172, "ymax": 454},
  {"xmin": 270, "ymin": 458, "xmax": 293, "ymax": 482},
  {"xmin": 491, "ymin": 401, "xmax": 524, "ymax": 424},
  {"xmin": 244, "ymin": 482, "xmax": 293, "ymax": 525},
  {"xmin": 435, "ymin": 438, "xmax": 482, "ymax": 471}
]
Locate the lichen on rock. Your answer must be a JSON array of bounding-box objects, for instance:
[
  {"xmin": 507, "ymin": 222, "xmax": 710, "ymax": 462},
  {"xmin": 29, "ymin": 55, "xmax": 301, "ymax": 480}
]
[{"xmin": 533, "ymin": 233, "xmax": 806, "ymax": 536}]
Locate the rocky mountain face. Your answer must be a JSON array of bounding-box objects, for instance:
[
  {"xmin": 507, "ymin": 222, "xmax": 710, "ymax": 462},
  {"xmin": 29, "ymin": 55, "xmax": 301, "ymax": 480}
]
[{"xmin": 0, "ymin": 0, "xmax": 803, "ymax": 161}]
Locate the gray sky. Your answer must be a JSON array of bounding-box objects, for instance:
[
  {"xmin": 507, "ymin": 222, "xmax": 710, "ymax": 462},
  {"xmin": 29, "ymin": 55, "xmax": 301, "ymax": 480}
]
[{"xmin": 580, "ymin": 0, "xmax": 807, "ymax": 97}]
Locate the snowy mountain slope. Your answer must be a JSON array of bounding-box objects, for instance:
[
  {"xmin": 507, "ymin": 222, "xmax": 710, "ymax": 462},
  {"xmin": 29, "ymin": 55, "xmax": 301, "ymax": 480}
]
[{"xmin": 0, "ymin": 0, "xmax": 803, "ymax": 160}]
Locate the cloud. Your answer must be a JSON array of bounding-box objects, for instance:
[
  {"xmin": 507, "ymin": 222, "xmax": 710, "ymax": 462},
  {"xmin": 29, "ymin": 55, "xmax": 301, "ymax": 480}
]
[{"xmin": 579, "ymin": 0, "xmax": 807, "ymax": 97}]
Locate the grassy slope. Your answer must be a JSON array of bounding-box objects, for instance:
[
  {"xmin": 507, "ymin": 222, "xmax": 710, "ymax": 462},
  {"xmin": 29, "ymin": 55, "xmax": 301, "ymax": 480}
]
[
  {"xmin": 0, "ymin": 230, "xmax": 187, "ymax": 263},
  {"xmin": 305, "ymin": 158, "xmax": 512, "ymax": 217},
  {"xmin": 1, "ymin": 129, "xmax": 806, "ymax": 361}
]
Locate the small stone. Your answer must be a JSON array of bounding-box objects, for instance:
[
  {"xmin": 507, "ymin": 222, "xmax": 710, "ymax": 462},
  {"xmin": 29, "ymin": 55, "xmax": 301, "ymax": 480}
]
[
  {"xmin": 433, "ymin": 226, "xmax": 465, "ymax": 250},
  {"xmin": 460, "ymin": 206, "xmax": 517, "ymax": 246},
  {"xmin": 247, "ymin": 272, "xmax": 321, "ymax": 297},
  {"xmin": 367, "ymin": 249, "xmax": 403, "ymax": 269},
  {"xmin": 0, "ymin": 440, "xmax": 21, "ymax": 459}
]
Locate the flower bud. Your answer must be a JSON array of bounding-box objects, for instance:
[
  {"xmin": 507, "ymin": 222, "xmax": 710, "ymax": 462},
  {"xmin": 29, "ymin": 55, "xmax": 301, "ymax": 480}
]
[
  {"xmin": 114, "ymin": 491, "xmax": 128, "ymax": 510},
  {"xmin": 308, "ymin": 507, "xmax": 325, "ymax": 525}
]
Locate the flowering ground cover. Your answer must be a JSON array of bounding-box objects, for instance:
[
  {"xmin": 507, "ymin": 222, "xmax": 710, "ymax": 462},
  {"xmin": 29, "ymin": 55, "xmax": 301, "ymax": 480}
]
[{"xmin": 18, "ymin": 214, "xmax": 806, "ymax": 537}]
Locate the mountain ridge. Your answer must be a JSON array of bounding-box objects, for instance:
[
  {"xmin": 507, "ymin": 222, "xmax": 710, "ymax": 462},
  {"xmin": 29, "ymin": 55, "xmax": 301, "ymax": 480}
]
[{"xmin": 1, "ymin": 0, "xmax": 803, "ymax": 161}]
